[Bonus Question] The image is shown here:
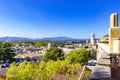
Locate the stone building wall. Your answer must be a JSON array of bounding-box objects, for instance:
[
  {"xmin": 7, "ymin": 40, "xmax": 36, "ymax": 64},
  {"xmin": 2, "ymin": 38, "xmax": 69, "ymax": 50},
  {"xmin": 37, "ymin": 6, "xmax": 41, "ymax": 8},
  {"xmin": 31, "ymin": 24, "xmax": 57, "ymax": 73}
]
[
  {"xmin": 109, "ymin": 13, "xmax": 120, "ymax": 53},
  {"xmin": 109, "ymin": 27, "xmax": 120, "ymax": 53}
]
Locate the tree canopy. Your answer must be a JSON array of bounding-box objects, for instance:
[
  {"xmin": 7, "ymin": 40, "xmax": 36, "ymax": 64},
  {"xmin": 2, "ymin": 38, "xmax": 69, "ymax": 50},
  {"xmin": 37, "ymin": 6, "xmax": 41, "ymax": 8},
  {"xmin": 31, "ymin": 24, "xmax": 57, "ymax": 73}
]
[
  {"xmin": 65, "ymin": 48, "xmax": 89, "ymax": 65},
  {"xmin": 42, "ymin": 48, "xmax": 65, "ymax": 62},
  {"xmin": 0, "ymin": 42, "xmax": 15, "ymax": 62},
  {"xmin": 5, "ymin": 48, "xmax": 90, "ymax": 80}
]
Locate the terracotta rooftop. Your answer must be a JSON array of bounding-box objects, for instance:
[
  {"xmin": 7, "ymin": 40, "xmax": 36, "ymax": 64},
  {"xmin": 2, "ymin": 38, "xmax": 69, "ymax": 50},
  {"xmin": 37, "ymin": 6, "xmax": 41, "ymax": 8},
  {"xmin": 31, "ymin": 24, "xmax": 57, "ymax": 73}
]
[{"xmin": 0, "ymin": 68, "xmax": 8, "ymax": 78}]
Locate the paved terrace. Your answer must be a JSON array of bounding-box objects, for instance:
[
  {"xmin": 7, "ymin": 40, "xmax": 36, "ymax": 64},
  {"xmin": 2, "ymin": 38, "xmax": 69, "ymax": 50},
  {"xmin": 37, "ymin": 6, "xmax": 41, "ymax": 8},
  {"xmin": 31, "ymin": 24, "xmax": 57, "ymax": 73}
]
[{"xmin": 89, "ymin": 53, "xmax": 111, "ymax": 80}]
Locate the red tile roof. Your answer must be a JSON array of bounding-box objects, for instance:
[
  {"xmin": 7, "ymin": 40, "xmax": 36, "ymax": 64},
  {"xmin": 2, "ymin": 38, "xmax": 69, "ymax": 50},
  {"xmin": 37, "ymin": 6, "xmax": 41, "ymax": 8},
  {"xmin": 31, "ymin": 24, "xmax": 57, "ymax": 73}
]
[{"xmin": 0, "ymin": 68, "xmax": 8, "ymax": 78}]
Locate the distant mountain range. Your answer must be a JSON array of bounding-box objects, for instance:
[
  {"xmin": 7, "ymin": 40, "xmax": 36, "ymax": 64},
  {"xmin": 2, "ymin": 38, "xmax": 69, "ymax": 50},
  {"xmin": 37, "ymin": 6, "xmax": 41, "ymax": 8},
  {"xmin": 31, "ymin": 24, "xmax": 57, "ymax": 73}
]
[
  {"xmin": 40, "ymin": 37, "xmax": 79, "ymax": 41},
  {"xmin": 0, "ymin": 36, "xmax": 80, "ymax": 42}
]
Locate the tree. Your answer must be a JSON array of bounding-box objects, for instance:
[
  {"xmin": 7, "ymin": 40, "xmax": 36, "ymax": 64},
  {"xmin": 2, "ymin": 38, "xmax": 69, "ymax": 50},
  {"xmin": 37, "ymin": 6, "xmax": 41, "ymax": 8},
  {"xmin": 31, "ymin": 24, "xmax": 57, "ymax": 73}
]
[
  {"xmin": 51, "ymin": 42, "xmax": 65, "ymax": 47},
  {"xmin": 0, "ymin": 42, "xmax": 15, "ymax": 62},
  {"xmin": 89, "ymin": 49, "xmax": 96, "ymax": 59},
  {"xmin": 6, "ymin": 60, "xmax": 81, "ymax": 80},
  {"xmin": 34, "ymin": 41, "xmax": 48, "ymax": 48},
  {"xmin": 6, "ymin": 61, "xmax": 36, "ymax": 80},
  {"xmin": 65, "ymin": 48, "xmax": 89, "ymax": 65},
  {"xmin": 42, "ymin": 48, "xmax": 64, "ymax": 62}
]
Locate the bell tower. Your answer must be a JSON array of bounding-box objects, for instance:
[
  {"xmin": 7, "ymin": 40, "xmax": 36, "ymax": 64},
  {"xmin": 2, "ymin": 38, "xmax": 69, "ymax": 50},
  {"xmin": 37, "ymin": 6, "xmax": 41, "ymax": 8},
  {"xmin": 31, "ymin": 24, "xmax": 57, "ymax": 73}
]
[{"xmin": 90, "ymin": 33, "xmax": 95, "ymax": 45}]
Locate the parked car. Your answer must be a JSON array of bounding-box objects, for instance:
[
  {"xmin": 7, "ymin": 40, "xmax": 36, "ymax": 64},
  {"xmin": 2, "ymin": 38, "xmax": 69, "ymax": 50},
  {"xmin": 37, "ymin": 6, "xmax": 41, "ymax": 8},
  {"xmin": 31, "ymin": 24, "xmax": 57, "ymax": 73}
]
[{"xmin": 0, "ymin": 63, "xmax": 10, "ymax": 68}]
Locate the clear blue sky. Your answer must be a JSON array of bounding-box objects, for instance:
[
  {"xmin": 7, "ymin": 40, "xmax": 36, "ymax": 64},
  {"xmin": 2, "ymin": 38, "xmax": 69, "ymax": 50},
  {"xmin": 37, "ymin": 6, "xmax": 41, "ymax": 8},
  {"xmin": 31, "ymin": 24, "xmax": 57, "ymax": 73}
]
[{"xmin": 0, "ymin": 0, "xmax": 120, "ymax": 39}]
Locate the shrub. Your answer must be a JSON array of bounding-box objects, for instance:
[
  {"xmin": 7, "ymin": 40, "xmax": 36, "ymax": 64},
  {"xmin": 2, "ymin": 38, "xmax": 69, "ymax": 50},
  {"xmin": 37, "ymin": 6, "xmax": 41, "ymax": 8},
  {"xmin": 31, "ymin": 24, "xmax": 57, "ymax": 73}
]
[
  {"xmin": 6, "ymin": 60, "xmax": 81, "ymax": 80},
  {"xmin": 65, "ymin": 48, "xmax": 89, "ymax": 65},
  {"xmin": 42, "ymin": 48, "xmax": 64, "ymax": 62}
]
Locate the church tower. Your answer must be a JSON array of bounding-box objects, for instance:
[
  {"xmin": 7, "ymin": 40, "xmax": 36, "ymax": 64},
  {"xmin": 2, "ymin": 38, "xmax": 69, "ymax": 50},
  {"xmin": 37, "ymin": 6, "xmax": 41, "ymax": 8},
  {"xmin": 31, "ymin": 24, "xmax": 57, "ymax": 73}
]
[{"xmin": 90, "ymin": 33, "xmax": 95, "ymax": 45}]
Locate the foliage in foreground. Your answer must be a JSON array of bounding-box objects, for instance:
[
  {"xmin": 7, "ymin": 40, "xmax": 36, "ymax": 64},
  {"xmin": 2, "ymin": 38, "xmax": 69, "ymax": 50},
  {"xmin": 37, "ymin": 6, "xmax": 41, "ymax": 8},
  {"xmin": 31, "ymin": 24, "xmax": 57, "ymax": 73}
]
[
  {"xmin": 6, "ymin": 60, "xmax": 81, "ymax": 80},
  {"xmin": 5, "ymin": 48, "xmax": 90, "ymax": 80},
  {"xmin": 83, "ymin": 69, "xmax": 91, "ymax": 79}
]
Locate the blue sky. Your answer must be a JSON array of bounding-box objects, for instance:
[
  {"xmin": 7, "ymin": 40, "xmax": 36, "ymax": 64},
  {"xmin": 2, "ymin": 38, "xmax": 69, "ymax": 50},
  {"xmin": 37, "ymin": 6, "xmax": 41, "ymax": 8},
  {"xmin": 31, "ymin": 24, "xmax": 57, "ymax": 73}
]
[{"xmin": 0, "ymin": 0, "xmax": 120, "ymax": 39}]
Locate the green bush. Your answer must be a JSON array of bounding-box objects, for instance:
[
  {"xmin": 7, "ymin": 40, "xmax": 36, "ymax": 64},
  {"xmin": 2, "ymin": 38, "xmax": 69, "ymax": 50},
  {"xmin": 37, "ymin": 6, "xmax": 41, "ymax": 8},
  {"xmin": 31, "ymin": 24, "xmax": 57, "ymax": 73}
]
[
  {"xmin": 6, "ymin": 60, "xmax": 81, "ymax": 80},
  {"xmin": 0, "ymin": 42, "xmax": 15, "ymax": 62},
  {"xmin": 6, "ymin": 61, "xmax": 36, "ymax": 80},
  {"xmin": 65, "ymin": 48, "xmax": 89, "ymax": 65},
  {"xmin": 89, "ymin": 49, "xmax": 96, "ymax": 59},
  {"xmin": 83, "ymin": 69, "xmax": 91, "ymax": 79},
  {"xmin": 6, "ymin": 48, "xmax": 90, "ymax": 80},
  {"xmin": 42, "ymin": 48, "xmax": 64, "ymax": 62}
]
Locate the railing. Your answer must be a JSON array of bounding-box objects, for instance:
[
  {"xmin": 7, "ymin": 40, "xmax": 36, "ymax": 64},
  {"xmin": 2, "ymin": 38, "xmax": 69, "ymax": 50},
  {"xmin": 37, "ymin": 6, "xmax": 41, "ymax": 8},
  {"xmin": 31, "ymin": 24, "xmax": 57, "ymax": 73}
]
[
  {"xmin": 99, "ymin": 46, "xmax": 109, "ymax": 54},
  {"xmin": 78, "ymin": 65, "xmax": 91, "ymax": 80},
  {"xmin": 97, "ymin": 46, "xmax": 109, "ymax": 61},
  {"xmin": 97, "ymin": 43, "xmax": 109, "ymax": 54},
  {"xmin": 100, "ymin": 46, "xmax": 107, "ymax": 53},
  {"xmin": 79, "ymin": 43, "xmax": 110, "ymax": 80},
  {"xmin": 79, "ymin": 65, "xmax": 86, "ymax": 80}
]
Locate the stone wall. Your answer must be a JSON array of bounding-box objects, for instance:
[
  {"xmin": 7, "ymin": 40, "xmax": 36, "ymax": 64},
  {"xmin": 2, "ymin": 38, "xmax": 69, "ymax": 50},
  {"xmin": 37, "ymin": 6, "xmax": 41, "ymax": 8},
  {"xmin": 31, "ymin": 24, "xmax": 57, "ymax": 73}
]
[
  {"xmin": 109, "ymin": 27, "xmax": 120, "ymax": 53},
  {"xmin": 97, "ymin": 43, "xmax": 109, "ymax": 59}
]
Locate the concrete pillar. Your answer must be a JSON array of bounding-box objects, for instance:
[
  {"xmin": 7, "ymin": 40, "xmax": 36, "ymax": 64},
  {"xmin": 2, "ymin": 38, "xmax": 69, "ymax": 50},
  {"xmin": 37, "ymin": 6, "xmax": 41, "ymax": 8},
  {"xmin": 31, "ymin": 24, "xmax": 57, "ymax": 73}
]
[{"xmin": 110, "ymin": 13, "xmax": 118, "ymax": 27}]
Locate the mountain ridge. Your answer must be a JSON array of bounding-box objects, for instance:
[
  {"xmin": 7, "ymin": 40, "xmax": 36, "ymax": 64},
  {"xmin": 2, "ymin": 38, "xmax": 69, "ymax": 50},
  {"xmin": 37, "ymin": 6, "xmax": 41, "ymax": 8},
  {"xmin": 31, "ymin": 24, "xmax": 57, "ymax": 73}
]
[{"xmin": 0, "ymin": 36, "xmax": 81, "ymax": 42}]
